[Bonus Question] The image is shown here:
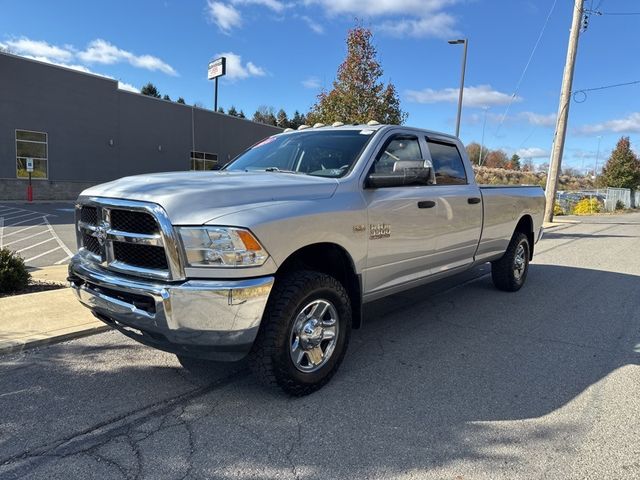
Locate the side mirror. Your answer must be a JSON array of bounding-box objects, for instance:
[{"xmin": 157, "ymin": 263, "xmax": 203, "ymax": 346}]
[{"xmin": 367, "ymin": 159, "xmax": 435, "ymax": 188}]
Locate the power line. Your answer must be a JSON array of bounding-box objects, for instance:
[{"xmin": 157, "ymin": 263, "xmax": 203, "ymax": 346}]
[
  {"xmin": 495, "ymin": 0, "xmax": 559, "ymax": 137},
  {"xmin": 572, "ymin": 79, "xmax": 640, "ymax": 102}
]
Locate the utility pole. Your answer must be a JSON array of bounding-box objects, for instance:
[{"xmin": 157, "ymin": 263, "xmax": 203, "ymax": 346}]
[
  {"xmin": 448, "ymin": 38, "xmax": 468, "ymax": 138},
  {"xmin": 544, "ymin": 0, "xmax": 584, "ymax": 222}
]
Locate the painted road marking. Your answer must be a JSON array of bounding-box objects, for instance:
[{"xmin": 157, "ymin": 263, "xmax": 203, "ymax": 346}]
[
  {"xmin": 1, "ymin": 211, "xmax": 42, "ymax": 222},
  {"xmin": 16, "ymin": 237, "xmax": 56, "ymax": 253},
  {"xmin": 45, "ymin": 216, "xmax": 74, "ymax": 257},
  {"xmin": 24, "ymin": 246, "xmax": 62, "ymax": 263},
  {"xmin": 4, "ymin": 216, "xmax": 51, "ymax": 228},
  {"xmin": 2, "ymin": 222, "xmax": 47, "ymax": 238},
  {"xmin": 2, "ymin": 229, "xmax": 49, "ymax": 247}
]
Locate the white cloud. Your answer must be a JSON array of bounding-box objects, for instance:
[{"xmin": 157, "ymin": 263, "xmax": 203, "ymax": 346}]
[
  {"xmin": 118, "ymin": 81, "xmax": 139, "ymax": 93},
  {"xmin": 231, "ymin": 0, "xmax": 286, "ymax": 12},
  {"xmin": 77, "ymin": 39, "xmax": 177, "ymax": 76},
  {"xmin": 217, "ymin": 51, "xmax": 266, "ymax": 80},
  {"xmin": 300, "ymin": 15, "xmax": 325, "ymax": 34},
  {"xmin": 519, "ymin": 111, "xmax": 556, "ymax": 127},
  {"xmin": 376, "ymin": 12, "xmax": 458, "ymax": 38},
  {"xmin": 302, "ymin": 76, "xmax": 321, "ymax": 89},
  {"xmin": 306, "ymin": 0, "xmax": 456, "ymax": 17},
  {"xmin": 406, "ymin": 85, "xmax": 520, "ymax": 108},
  {"xmin": 4, "ymin": 37, "xmax": 74, "ymax": 62},
  {"xmin": 575, "ymin": 113, "xmax": 640, "ymax": 135},
  {"xmin": 206, "ymin": 1, "xmax": 242, "ymax": 33},
  {"xmin": 516, "ymin": 147, "xmax": 549, "ymax": 159}
]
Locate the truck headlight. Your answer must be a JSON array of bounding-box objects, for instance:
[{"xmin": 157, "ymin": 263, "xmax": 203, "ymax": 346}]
[{"xmin": 177, "ymin": 227, "xmax": 269, "ymax": 267}]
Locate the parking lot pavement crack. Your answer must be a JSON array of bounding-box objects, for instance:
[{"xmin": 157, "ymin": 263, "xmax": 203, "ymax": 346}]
[{"xmin": 0, "ymin": 367, "xmax": 248, "ymax": 477}]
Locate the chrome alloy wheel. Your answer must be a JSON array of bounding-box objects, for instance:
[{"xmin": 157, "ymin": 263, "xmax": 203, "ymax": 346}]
[
  {"xmin": 513, "ymin": 243, "xmax": 527, "ymax": 280},
  {"xmin": 289, "ymin": 299, "xmax": 339, "ymax": 373}
]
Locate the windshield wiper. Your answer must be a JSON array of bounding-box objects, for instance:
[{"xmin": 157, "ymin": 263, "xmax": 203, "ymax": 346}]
[{"xmin": 264, "ymin": 167, "xmax": 300, "ymax": 174}]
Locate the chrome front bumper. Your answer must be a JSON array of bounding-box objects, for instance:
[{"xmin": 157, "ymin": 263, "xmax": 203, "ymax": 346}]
[{"xmin": 68, "ymin": 256, "xmax": 274, "ymax": 361}]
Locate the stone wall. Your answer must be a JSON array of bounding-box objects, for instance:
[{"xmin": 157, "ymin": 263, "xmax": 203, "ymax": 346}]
[{"xmin": 0, "ymin": 179, "xmax": 96, "ymax": 201}]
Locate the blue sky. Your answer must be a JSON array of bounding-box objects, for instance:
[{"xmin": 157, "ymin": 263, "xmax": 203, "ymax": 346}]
[{"xmin": 1, "ymin": 0, "xmax": 639, "ymax": 171}]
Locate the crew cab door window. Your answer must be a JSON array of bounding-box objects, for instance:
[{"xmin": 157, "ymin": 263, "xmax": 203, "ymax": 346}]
[
  {"xmin": 371, "ymin": 135, "xmax": 422, "ymax": 174},
  {"xmin": 426, "ymin": 139, "xmax": 467, "ymax": 185}
]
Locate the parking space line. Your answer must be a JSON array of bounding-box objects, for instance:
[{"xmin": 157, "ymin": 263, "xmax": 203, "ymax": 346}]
[
  {"xmin": 24, "ymin": 246, "xmax": 62, "ymax": 263},
  {"xmin": 16, "ymin": 237, "xmax": 56, "ymax": 253},
  {"xmin": 2, "ymin": 229, "xmax": 50, "ymax": 247},
  {"xmin": 5, "ymin": 216, "xmax": 50, "ymax": 228},
  {"xmin": 54, "ymin": 254, "xmax": 72, "ymax": 265},
  {"xmin": 45, "ymin": 216, "xmax": 74, "ymax": 257},
  {"xmin": 1, "ymin": 211, "xmax": 43, "ymax": 222},
  {"xmin": 0, "ymin": 217, "xmax": 3, "ymax": 249},
  {"xmin": 0, "ymin": 207, "xmax": 22, "ymax": 214},
  {"xmin": 3, "ymin": 222, "xmax": 47, "ymax": 238}
]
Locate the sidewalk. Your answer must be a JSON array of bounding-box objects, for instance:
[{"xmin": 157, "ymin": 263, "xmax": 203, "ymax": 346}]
[{"xmin": 0, "ymin": 266, "xmax": 109, "ymax": 354}]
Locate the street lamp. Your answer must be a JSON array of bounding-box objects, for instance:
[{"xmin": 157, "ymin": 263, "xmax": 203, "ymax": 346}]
[{"xmin": 448, "ymin": 38, "xmax": 468, "ymax": 138}]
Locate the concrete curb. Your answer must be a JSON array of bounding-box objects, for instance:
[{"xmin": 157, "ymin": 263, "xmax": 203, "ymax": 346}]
[
  {"xmin": 0, "ymin": 288, "xmax": 109, "ymax": 355},
  {"xmin": 0, "ymin": 325, "xmax": 111, "ymax": 355}
]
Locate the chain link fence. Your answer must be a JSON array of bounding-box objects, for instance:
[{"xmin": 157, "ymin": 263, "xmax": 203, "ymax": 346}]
[{"xmin": 556, "ymin": 187, "xmax": 637, "ymax": 215}]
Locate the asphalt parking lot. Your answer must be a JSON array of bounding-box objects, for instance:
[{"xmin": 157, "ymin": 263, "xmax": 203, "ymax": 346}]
[
  {"xmin": 0, "ymin": 203, "xmax": 76, "ymax": 268},
  {"xmin": 1, "ymin": 213, "xmax": 639, "ymax": 479}
]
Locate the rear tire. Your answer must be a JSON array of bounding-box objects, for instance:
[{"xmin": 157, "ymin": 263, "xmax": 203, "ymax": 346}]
[
  {"xmin": 491, "ymin": 232, "xmax": 530, "ymax": 292},
  {"xmin": 249, "ymin": 270, "xmax": 352, "ymax": 396}
]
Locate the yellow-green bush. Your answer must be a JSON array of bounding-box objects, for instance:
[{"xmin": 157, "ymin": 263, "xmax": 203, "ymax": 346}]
[
  {"xmin": 572, "ymin": 197, "xmax": 601, "ymax": 215},
  {"xmin": 554, "ymin": 202, "xmax": 564, "ymax": 216}
]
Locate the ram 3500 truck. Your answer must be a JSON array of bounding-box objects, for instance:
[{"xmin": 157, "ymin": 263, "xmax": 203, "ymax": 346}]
[{"xmin": 69, "ymin": 124, "xmax": 545, "ymax": 395}]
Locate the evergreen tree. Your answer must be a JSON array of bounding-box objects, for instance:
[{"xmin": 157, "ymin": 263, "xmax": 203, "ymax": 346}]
[
  {"xmin": 238, "ymin": 110, "xmax": 246, "ymax": 119},
  {"xmin": 290, "ymin": 110, "xmax": 306, "ymax": 129},
  {"xmin": 253, "ymin": 106, "xmax": 277, "ymax": 126},
  {"xmin": 176, "ymin": 97, "xmax": 186, "ymax": 104},
  {"xmin": 509, "ymin": 154, "xmax": 521, "ymax": 170},
  {"xmin": 601, "ymin": 137, "xmax": 640, "ymax": 189},
  {"xmin": 228, "ymin": 105, "xmax": 239, "ymax": 117},
  {"xmin": 162, "ymin": 94, "xmax": 171, "ymax": 101},
  {"xmin": 140, "ymin": 82, "xmax": 161, "ymax": 98},
  {"xmin": 308, "ymin": 25, "xmax": 407, "ymax": 125},
  {"xmin": 217, "ymin": 107, "xmax": 225, "ymax": 114},
  {"xmin": 276, "ymin": 109, "xmax": 290, "ymax": 128}
]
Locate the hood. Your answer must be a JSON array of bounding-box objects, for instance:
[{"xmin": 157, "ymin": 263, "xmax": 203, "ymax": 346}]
[{"xmin": 80, "ymin": 171, "xmax": 339, "ymax": 225}]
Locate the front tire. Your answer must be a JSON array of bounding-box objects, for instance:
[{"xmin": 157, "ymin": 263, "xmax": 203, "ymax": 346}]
[
  {"xmin": 491, "ymin": 232, "xmax": 530, "ymax": 292},
  {"xmin": 249, "ymin": 270, "xmax": 352, "ymax": 396}
]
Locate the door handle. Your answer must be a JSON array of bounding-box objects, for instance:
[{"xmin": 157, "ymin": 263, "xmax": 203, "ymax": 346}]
[
  {"xmin": 467, "ymin": 197, "xmax": 481, "ymax": 204},
  {"xmin": 417, "ymin": 200, "xmax": 436, "ymax": 209}
]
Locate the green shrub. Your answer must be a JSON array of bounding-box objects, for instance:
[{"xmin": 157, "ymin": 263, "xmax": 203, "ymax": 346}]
[
  {"xmin": 615, "ymin": 200, "xmax": 626, "ymax": 211},
  {"xmin": 573, "ymin": 197, "xmax": 601, "ymax": 215},
  {"xmin": 0, "ymin": 248, "xmax": 31, "ymax": 293}
]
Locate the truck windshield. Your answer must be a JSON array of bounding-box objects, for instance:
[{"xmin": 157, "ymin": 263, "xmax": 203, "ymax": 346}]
[{"xmin": 224, "ymin": 130, "xmax": 374, "ymax": 178}]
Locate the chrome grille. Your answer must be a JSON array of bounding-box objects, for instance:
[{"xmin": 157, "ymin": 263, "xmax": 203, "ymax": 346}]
[{"xmin": 76, "ymin": 198, "xmax": 184, "ymax": 281}]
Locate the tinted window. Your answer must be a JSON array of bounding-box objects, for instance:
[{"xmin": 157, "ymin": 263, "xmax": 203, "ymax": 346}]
[
  {"xmin": 225, "ymin": 130, "xmax": 373, "ymax": 178},
  {"xmin": 426, "ymin": 140, "xmax": 467, "ymax": 185},
  {"xmin": 372, "ymin": 135, "xmax": 422, "ymax": 174}
]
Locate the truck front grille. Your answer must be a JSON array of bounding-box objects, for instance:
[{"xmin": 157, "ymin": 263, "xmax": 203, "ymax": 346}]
[
  {"xmin": 113, "ymin": 242, "xmax": 168, "ymax": 270},
  {"xmin": 110, "ymin": 210, "xmax": 158, "ymax": 235},
  {"xmin": 76, "ymin": 199, "xmax": 181, "ymax": 280}
]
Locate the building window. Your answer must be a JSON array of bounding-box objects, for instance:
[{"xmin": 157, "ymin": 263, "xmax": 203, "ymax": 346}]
[
  {"xmin": 190, "ymin": 151, "xmax": 218, "ymax": 171},
  {"xmin": 16, "ymin": 130, "xmax": 48, "ymax": 179}
]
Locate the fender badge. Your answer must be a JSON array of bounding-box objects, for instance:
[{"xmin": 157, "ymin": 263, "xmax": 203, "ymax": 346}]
[{"xmin": 353, "ymin": 224, "xmax": 366, "ymax": 233}]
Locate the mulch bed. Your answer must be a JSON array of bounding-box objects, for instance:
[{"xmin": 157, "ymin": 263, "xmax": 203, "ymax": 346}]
[{"xmin": 0, "ymin": 281, "xmax": 67, "ymax": 299}]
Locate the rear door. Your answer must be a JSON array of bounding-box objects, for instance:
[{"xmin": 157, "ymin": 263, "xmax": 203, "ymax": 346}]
[{"xmin": 423, "ymin": 136, "xmax": 482, "ymax": 272}]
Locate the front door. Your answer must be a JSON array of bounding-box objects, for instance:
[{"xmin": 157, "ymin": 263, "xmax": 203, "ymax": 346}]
[{"xmin": 362, "ymin": 132, "xmax": 440, "ymax": 295}]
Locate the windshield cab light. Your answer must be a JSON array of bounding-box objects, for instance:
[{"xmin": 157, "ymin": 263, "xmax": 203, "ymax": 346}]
[{"xmin": 178, "ymin": 227, "xmax": 269, "ymax": 268}]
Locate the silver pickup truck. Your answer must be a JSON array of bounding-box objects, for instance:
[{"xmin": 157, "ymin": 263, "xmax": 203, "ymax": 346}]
[{"xmin": 69, "ymin": 124, "xmax": 545, "ymax": 395}]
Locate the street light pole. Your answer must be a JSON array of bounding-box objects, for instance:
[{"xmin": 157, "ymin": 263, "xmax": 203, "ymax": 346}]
[
  {"xmin": 479, "ymin": 106, "xmax": 488, "ymax": 166},
  {"xmin": 449, "ymin": 38, "xmax": 468, "ymax": 138}
]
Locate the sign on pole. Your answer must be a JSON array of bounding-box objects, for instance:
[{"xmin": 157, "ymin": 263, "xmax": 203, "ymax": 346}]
[
  {"xmin": 208, "ymin": 57, "xmax": 226, "ymax": 80},
  {"xmin": 26, "ymin": 157, "xmax": 34, "ymax": 172}
]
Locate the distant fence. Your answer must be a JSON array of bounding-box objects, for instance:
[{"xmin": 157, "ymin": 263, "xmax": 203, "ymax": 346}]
[{"xmin": 556, "ymin": 187, "xmax": 637, "ymax": 214}]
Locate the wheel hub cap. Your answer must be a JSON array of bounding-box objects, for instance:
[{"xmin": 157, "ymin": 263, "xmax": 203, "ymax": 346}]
[
  {"xmin": 290, "ymin": 299, "xmax": 339, "ymax": 373},
  {"xmin": 514, "ymin": 244, "xmax": 526, "ymax": 279}
]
